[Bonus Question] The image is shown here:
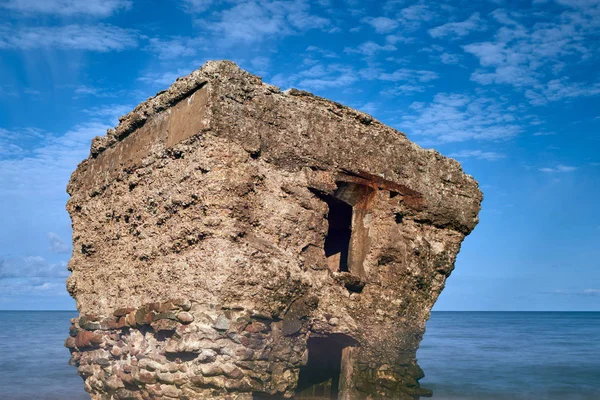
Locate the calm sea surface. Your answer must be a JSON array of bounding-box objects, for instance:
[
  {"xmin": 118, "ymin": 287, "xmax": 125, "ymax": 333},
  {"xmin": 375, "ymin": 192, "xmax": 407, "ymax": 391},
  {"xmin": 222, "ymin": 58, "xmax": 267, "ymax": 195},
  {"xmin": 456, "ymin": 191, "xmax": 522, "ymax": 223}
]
[
  {"xmin": 418, "ymin": 312, "xmax": 600, "ymax": 400},
  {"xmin": 0, "ymin": 311, "xmax": 598, "ymax": 399}
]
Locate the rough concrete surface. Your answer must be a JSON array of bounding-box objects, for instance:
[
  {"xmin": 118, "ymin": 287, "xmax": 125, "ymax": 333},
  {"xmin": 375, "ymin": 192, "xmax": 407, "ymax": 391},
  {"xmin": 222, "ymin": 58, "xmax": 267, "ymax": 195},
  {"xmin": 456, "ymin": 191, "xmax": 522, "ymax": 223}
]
[{"xmin": 65, "ymin": 60, "xmax": 482, "ymax": 399}]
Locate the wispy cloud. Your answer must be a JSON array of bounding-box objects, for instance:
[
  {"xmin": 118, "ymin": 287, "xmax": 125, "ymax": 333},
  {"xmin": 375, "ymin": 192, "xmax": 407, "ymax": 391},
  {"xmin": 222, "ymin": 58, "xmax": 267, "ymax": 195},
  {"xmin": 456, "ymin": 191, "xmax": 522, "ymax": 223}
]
[
  {"xmin": 83, "ymin": 104, "xmax": 134, "ymax": 124},
  {"xmin": 401, "ymin": 93, "xmax": 523, "ymax": 144},
  {"xmin": 305, "ymin": 45, "xmax": 338, "ymax": 58},
  {"xmin": 181, "ymin": 0, "xmax": 214, "ymax": 13},
  {"xmin": 344, "ymin": 41, "xmax": 396, "ymax": 56},
  {"xmin": 198, "ymin": 0, "xmax": 330, "ymax": 44},
  {"xmin": 526, "ymin": 79, "xmax": 600, "ymax": 105},
  {"xmin": 0, "ymin": 86, "xmax": 18, "ymax": 97},
  {"xmin": 271, "ymin": 63, "xmax": 357, "ymax": 91},
  {"xmin": 0, "ymin": 24, "xmax": 138, "ymax": 52},
  {"xmin": 381, "ymin": 84, "xmax": 428, "ymax": 96},
  {"xmin": 146, "ymin": 36, "xmax": 201, "ymax": 60},
  {"xmin": 539, "ymin": 164, "xmax": 577, "ymax": 173},
  {"xmin": 47, "ymin": 232, "xmax": 70, "ymax": 254},
  {"xmin": 398, "ymin": 3, "xmax": 438, "ymax": 30},
  {"xmin": 0, "ymin": 0, "xmax": 131, "ymax": 17},
  {"xmin": 440, "ymin": 52, "xmax": 461, "ymax": 64},
  {"xmin": 449, "ymin": 150, "xmax": 506, "ymax": 161},
  {"xmin": 0, "ymin": 127, "xmax": 45, "ymax": 158},
  {"xmin": 463, "ymin": 4, "xmax": 600, "ymax": 104},
  {"xmin": 0, "ymin": 256, "xmax": 69, "ymax": 279},
  {"xmin": 0, "ymin": 122, "xmax": 110, "ymax": 196},
  {"xmin": 377, "ymin": 68, "xmax": 439, "ymax": 82},
  {"xmin": 549, "ymin": 288, "xmax": 600, "ymax": 296},
  {"xmin": 428, "ymin": 13, "xmax": 486, "ymax": 39},
  {"xmin": 138, "ymin": 68, "xmax": 196, "ymax": 87},
  {"xmin": 362, "ymin": 16, "xmax": 399, "ymax": 33}
]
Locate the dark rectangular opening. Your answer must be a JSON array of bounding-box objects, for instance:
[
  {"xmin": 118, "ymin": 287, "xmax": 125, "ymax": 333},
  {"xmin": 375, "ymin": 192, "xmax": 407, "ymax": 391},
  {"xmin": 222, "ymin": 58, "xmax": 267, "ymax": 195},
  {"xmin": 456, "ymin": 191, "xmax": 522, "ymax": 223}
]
[
  {"xmin": 320, "ymin": 195, "xmax": 352, "ymax": 273},
  {"xmin": 295, "ymin": 337, "xmax": 345, "ymax": 399}
]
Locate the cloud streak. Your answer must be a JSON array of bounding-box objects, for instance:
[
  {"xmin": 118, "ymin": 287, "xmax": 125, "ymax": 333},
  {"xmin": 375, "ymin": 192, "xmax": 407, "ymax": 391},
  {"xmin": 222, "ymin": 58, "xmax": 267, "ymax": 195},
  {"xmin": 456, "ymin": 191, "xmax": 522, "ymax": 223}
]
[
  {"xmin": 0, "ymin": 24, "xmax": 138, "ymax": 52},
  {"xmin": 401, "ymin": 93, "xmax": 523, "ymax": 144},
  {"xmin": 539, "ymin": 165, "xmax": 577, "ymax": 173},
  {"xmin": 429, "ymin": 13, "xmax": 485, "ymax": 39},
  {"xmin": 449, "ymin": 150, "xmax": 506, "ymax": 161},
  {"xmin": 47, "ymin": 232, "xmax": 70, "ymax": 254},
  {"xmin": 199, "ymin": 0, "xmax": 330, "ymax": 44},
  {"xmin": 0, "ymin": 0, "xmax": 131, "ymax": 17},
  {"xmin": 0, "ymin": 256, "xmax": 69, "ymax": 279},
  {"xmin": 463, "ymin": 5, "xmax": 600, "ymax": 104}
]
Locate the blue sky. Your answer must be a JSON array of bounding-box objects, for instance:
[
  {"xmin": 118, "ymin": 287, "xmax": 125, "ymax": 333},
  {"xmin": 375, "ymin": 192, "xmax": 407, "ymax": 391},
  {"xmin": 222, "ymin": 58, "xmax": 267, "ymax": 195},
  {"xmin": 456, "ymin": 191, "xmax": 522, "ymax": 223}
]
[{"xmin": 0, "ymin": 0, "xmax": 598, "ymax": 311}]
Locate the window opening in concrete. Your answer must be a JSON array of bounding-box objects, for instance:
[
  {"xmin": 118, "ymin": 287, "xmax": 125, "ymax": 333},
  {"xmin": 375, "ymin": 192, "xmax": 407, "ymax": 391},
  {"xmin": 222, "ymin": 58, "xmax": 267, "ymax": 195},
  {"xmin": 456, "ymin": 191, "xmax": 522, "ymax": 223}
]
[
  {"xmin": 321, "ymin": 195, "xmax": 352, "ymax": 273},
  {"xmin": 295, "ymin": 337, "xmax": 346, "ymax": 399}
]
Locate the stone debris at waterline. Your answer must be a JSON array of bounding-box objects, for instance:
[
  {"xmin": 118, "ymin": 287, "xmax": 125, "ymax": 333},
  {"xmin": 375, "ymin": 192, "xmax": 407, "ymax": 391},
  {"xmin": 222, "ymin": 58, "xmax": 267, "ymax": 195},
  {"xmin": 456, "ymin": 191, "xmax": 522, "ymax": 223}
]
[{"xmin": 65, "ymin": 60, "xmax": 482, "ymax": 399}]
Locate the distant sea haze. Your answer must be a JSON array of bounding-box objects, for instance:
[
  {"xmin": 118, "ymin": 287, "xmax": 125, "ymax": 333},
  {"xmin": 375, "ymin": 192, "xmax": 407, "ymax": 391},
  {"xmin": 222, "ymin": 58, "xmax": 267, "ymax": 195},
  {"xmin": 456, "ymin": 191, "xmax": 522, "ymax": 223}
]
[{"xmin": 0, "ymin": 311, "xmax": 598, "ymax": 399}]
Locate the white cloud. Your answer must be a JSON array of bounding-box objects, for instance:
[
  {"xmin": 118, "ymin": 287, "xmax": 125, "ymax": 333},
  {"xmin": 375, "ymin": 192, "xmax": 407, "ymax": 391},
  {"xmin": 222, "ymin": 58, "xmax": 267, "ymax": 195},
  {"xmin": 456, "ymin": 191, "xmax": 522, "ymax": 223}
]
[
  {"xmin": 550, "ymin": 288, "xmax": 600, "ymax": 296},
  {"xmin": 0, "ymin": 86, "xmax": 18, "ymax": 97},
  {"xmin": 24, "ymin": 88, "xmax": 41, "ymax": 96},
  {"xmin": 83, "ymin": 104, "xmax": 134, "ymax": 124},
  {"xmin": 428, "ymin": 13, "xmax": 486, "ymax": 39},
  {"xmin": 525, "ymin": 79, "xmax": 600, "ymax": 105},
  {"xmin": 440, "ymin": 52, "xmax": 461, "ymax": 64},
  {"xmin": 138, "ymin": 68, "xmax": 196, "ymax": 87},
  {"xmin": 463, "ymin": 6, "xmax": 600, "ymax": 103},
  {"xmin": 363, "ymin": 16, "xmax": 399, "ymax": 33},
  {"xmin": 0, "ymin": 24, "xmax": 138, "ymax": 52},
  {"xmin": 401, "ymin": 93, "xmax": 523, "ymax": 144},
  {"xmin": 385, "ymin": 34, "xmax": 413, "ymax": 44},
  {"xmin": 0, "ymin": 127, "xmax": 45, "ymax": 157},
  {"xmin": 381, "ymin": 84, "xmax": 427, "ymax": 96},
  {"xmin": 305, "ymin": 45, "xmax": 338, "ymax": 58},
  {"xmin": 297, "ymin": 66, "xmax": 357, "ymax": 90},
  {"xmin": 378, "ymin": 68, "xmax": 438, "ymax": 82},
  {"xmin": 200, "ymin": 0, "xmax": 330, "ymax": 44},
  {"xmin": 490, "ymin": 8, "xmax": 521, "ymax": 26},
  {"xmin": 181, "ymin": 0, "xmax": 215, "ymax": 13},
  {"xmin": 0, "ymin": 0, "xmax": 131, "ymax": 17},
  {"xmin": 248, "ymin": 56, "xmax": 271, "ymax": 76},
  {"xmin": 398, "ymin": 4, "xmax": 437, "ymax": 29},
  {"xmin": 72, "ymin": 85, "xmax": 124, "ymax": 99},
  {"xmin": 362, "ymin": 65, "xmax": 439, "ymax": 96},
  {"xmin": 448, "ymin": 150, "xmax": 506, "ymax": 161},
  {"xmin": 358, "ymin": 102, "xmax": 378, "ymax": 115},
  {"xmin": 0, "ymin": 256, "xmax": 69, "ymax": 279},
  {"xmin": 539, "ymin": 164, "xmax": 577, "ymax": 173},
  {"xmin": 470, "ymin": 66, "xmax": 539, "ymax": 87},
  {"xmin": 0, "ymin": 122, "xmax": 110, "ymax": 196},
  {"xmin": 47, "ymin": 232, "xmax": 70, "ymax": 253},
  {"xmin": 344, "ymin": 41, "xmax": 396, "ymax": 56},
  {"xmin": 271, "ymin": 63, "xmax": 357, "ymax": 91},
  {"xmin": 146, "ymin": 37, "xmax": 200, "ymax": 60}
]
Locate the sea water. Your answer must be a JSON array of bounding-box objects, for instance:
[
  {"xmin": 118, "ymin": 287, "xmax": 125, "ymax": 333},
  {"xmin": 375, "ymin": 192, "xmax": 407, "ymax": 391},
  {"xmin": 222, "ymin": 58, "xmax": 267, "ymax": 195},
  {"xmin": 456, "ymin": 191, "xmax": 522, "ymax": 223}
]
[
  {"xmin": 0, "ymin": 311, "xmax": 88, "ymax": 399},
  {"xmin": 0, "ymin": 311, "xmax": 599, "ymax": 399},
  {"xmin": 418, "ymin": 312, "xmax": 600, "ymax": 400}
]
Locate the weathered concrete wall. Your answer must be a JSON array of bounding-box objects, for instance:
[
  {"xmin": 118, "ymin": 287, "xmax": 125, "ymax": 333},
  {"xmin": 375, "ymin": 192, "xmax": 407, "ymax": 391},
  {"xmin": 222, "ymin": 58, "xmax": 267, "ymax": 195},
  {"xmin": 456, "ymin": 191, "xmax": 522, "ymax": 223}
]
[{"xmin": 65, "ymin": 61, "xmax": 482, "ymax": 399}]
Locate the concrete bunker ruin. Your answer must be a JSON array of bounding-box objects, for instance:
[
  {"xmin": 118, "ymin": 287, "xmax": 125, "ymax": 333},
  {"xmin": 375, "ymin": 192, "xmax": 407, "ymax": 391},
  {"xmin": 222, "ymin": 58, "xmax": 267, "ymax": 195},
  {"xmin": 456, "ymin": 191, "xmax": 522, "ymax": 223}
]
[{"xmin": 64, "ymin": 61, "xmax": 482, "ymax": 399}]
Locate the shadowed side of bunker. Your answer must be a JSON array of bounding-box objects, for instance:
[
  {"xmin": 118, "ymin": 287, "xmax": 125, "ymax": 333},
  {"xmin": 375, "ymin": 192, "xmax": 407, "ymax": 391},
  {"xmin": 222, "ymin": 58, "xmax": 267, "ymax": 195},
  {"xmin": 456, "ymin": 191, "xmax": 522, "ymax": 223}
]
[{"xmin": 64, "ymin": 61, "xmax": 482, "ymax": 400}]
